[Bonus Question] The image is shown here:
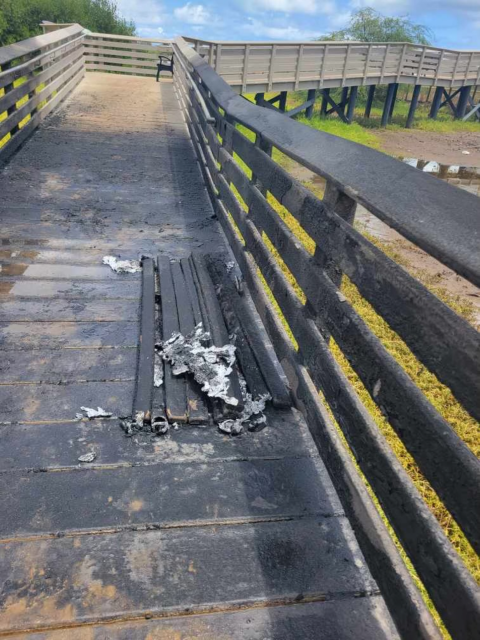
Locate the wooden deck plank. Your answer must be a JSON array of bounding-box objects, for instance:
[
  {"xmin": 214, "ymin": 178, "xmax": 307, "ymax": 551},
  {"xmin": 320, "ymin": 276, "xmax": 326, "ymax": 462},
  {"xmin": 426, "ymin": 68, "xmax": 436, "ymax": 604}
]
[
  {"xmin": 0, "ymin": 349, "xmax": 137, "ymax": 384},
  {"xmin": 170, "ymin": 260, "xmax": 209, "ymax": 423},
  {"xmin": 0, "ymin": 519, "xmax": 377, "ymax": 634},
  {"xmin": 0, "ymin": 279, "xmax": 141, "ymax": 299},
  {"xmin": 132, "ymin": 258, "xmax": 155, "ymax": 424},
  {"xmin": 1, "ymin": 598, "xmax": 399, "ymax": 640},
  {"xmin": 0, "ymin": 409, "xmax": 322, "ymax": 472},
  {"xmin": 0, "ymin": 299, "xmax": 140, "ymax": 322},
  {"xmin": 0, "ymin": 457, "xmax": 342, "ymax": 537},
  {"xmin": 158, "ymin": 256, "xmax": 187, "ymax": 423},
  {"xmin": 0, "ymin": 381, "xmax": 134, "ymax": 423},
  {"xmin": 0, "ymin": 321, "xmax": 138, "ymax": 349},
  {"xmin": 0, "ymin": 73, "xmax": 396, "ymax": 638}
]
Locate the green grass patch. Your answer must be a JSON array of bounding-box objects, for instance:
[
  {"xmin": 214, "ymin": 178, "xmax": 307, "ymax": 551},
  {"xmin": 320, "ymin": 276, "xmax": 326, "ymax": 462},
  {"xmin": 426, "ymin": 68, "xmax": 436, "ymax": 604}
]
[{"xmin": 296, "ymin": 114, "xmax": 381, "ymax": 148}]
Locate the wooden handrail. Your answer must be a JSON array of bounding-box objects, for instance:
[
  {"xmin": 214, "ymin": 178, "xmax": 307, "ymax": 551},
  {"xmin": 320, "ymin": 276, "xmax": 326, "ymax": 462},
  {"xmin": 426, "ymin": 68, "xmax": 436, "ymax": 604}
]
[
  {"xmin": 174, "ymin": 37, "xmax": 480, "ymax": 287},
  {"xmin": 0, "ymin": 25, "xmax": 85, "ymax": 164},
  {"xmin": 181, "ymin": 37, "xmax": 480, "ymax": 91},
  {"xmin": 0, "ymin": 24, "xmax": 84, "ymax": 67},
  {"xmin": 172, "ymin": 35, "xmax": 480, "ymax": 640}
]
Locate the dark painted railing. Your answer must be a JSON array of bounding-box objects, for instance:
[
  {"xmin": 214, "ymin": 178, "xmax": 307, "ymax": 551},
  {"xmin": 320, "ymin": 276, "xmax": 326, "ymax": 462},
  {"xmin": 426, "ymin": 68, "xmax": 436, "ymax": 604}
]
[{"xmin": 173, "ymin": 35, "xmax": 480, "ymax": 640}]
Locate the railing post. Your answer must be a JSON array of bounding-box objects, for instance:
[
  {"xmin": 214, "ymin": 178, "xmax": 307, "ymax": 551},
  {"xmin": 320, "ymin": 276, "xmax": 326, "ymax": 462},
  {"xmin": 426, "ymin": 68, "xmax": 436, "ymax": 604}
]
[
  {"xmin": 456, "ymin": 86, "xmax": 471, "ymax": 119},
  {"xmin": 406, "ymin": 84, "xmax": 422, "ymax": 128},
  {"xmin": 346, "ymin": 86, "xmax": 358, "ymax": 123},
  {"xmin": 305, "ymin": 89, "xmax": 316, "ymax": 118},
  {"xmin": 313, "ymin": 182, "xmax": 356, "ymax": 287},
  {"xmin": 381, "ymin": 82, "xmax": 396, "ymax": 126},
  {"xmin": 320, "ymin": 89, "xmax": 329, "ymax": 116},
  {"xmin": 307, "ymin": 182, "xmax": 356, "ymax": 338},
  {"xmin": 364, "ymin": 84, "xmax": 375, "ymax": 118},
  {"xmin": 429, "ymin": 86, "xmax": 443, "ymax": 119},
  {"xmin": 252, "ymin": 133, "xmax": 272, "ymax": 198}
]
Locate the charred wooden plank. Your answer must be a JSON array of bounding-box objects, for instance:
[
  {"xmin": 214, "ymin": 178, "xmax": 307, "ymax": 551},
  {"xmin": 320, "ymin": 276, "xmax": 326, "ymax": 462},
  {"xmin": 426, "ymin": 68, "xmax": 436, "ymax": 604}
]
[
  {"xmin": 190, "ymin": 253, "xmax": 243, "ymax": 412},
  {"xmin": 132, "ymin": 258, "xmax": 155, "ymax": 424},
  {"xmin": 158, "ymin": 256, "xmax": 187, "ymax": 423},
  {"xmin": 0, "ymin": 457, "xmax": 340, "ymax": 537},
  {"xmin": 0, "ymin": 518, "xmax": 377, "ymax": 634},
  {"xmin": 170, "ymin": 260, "xmax": 209, "ymax": 423},
  {"xmin": 0, "ymin": 410, "xmax": 318, "ymax": 472},
  {"xmin": 16, "ymin": 599, "xmax": 399, "ymax": 640},
  {"xmin": 206, "ymin": 254, "xmax": 290, "ymax": 407}
]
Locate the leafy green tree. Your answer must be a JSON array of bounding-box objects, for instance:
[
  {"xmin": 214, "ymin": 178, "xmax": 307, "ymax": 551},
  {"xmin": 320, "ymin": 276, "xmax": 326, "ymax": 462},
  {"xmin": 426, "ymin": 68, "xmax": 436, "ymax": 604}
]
[
  {"xmin": 318, "ymin": 7, "xmax": 432, "ymax": 45},
  {"xmin": 0, "ymin": 0, "xmax": 135, "ymax": 46}
]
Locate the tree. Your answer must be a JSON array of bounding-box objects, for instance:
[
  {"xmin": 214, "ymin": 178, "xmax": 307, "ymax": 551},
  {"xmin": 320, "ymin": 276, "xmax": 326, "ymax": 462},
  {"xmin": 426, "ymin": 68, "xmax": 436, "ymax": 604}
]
[
  {"xmin": 318, "ymin": 8, "xmax": 432, "ymax": 45},
  {"xmin": 0, "ymin": 0, "xmax": 135, "ymax": 46}
]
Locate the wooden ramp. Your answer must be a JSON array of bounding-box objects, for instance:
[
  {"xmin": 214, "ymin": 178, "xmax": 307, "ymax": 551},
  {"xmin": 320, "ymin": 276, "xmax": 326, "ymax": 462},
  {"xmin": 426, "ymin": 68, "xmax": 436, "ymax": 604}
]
[{"xmin": 0, "ymin": 73, "xmax": 398, "ymax": 638}]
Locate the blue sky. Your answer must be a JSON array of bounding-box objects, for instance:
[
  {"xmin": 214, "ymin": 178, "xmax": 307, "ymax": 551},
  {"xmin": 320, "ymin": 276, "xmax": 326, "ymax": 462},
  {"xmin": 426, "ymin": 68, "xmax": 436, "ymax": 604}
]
[{"xmin": 116, "ymin": 0, "xmax": 480, "ymax": 50}]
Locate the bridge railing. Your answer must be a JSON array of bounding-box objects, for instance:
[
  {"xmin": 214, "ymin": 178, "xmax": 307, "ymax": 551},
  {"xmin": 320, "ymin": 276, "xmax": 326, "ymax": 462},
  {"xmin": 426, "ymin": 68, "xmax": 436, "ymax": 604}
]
[
  {"xmin": 173, "ymin": 35, "xmax": 480, "ymax": 640},
  {"xmin": 0, "ymin": 24, "xmax": 85, "ymax": 163},
  {"xmin": 183, "ymin": 36, "xmax": 480, "ymax": 93},
  {"xmin": 83, "ymin": 32, "xmax": 171, "ymax": 77}
]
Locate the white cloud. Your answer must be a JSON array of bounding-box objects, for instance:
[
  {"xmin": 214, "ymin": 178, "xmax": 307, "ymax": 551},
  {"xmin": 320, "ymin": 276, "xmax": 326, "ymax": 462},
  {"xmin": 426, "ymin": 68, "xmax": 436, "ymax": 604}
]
[
  {"xmin": 116, "ymin": 0, "xmax": 165, "ymax": 25},
  {"xmin": 174, "ymin": 3, "xmax": 211, "ymax": 24},
  {"xmin": 245, "ymin": 18, "xmax": 320, "ymax": 39},
  {"xmin": 240, "ymin": 0, "xmax": 336, "ymax": 14}
]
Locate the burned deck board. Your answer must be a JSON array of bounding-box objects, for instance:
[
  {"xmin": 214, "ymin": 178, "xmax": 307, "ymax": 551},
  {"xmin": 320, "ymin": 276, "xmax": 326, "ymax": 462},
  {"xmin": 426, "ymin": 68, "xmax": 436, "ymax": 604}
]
[
  {"xmin": 0, "ymin": 299, "xmax": 140, "ymax": 322},
  {"xmin": 132, "ymin": 257, "xmax": 155, "ymax": 424},
  {"xmin": 0, "ymin": 348, "xmax": 137, "ymax": 384},
  {"xmin": 0, "ymin": 74, "xmax": 397, "ymax": 638},
  {"xmin": 158, "ymin": 256, "xmax": 187, "ymax": 422},
  {"xmin": 0, "ymin": 519, "xmax": 377, "ymax": 634},
  {"xmin": 170, "ymin": 260, "xmax": 209, "ymax": 423},
  {"xmin": 0, "ymin": 457, "xmax": 342, "ymax": 537},
  {"xmin": 0, "ymin": 321, "xmax": 138, "ymax": 349},
  {"xmin": 0, "ymin": 410, "xmax": 318, "ymax": 472},
  {"xmin": 0, "ymin": 381, "xmax": 135, "ymax": 423},
  {"xmin": 190, "ymin": 253, "xmax": 244, "ymax": 411},
  {"xmin": 1, "ymin": 598, "xmax": 399, "ymax": 640},
  {"xmin": 206, "ymin": 254, "xmax": 291, "ymax": 407}
]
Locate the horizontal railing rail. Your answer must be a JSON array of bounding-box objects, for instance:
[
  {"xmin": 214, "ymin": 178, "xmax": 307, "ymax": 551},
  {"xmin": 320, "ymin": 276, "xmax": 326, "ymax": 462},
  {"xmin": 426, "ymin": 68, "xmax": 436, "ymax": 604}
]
[
  {"xmin": 84, "ymin": 33, "xmax": 171, "ymax": 77},
  {"xmin": 173, "ymin": 35, "xmax": 480, "ymax": 640},
  {"xmin": 0, "ymin": 24, "xmax": 85, "ymax": 164},
  {"xmin": 182, "ymin": 36, "xmax": 480, "ymax": 92}
]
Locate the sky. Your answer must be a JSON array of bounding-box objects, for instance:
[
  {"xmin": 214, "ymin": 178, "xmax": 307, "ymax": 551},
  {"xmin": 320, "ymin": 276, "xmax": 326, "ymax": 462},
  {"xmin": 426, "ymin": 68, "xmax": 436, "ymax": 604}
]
[{"xmin": 115, "ymin": 0, "xmax": 480, "ymax": 50}]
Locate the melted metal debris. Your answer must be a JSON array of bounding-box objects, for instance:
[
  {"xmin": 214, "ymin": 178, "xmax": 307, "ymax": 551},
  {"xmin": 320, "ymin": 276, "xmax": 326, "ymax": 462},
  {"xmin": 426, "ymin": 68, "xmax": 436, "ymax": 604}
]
[
  {"xmin": 76, "ymin": 406, "xmax": 113, "ymax": 419},
  {"xmin": 78, "ymin": 451, "xmax": 96, "ymax": 463},
  {"xmin": 102, "ymin": 255, "xmax": 142, "ymax": 274},
  {"xmin": 218, "ymin": 381, "xmax": 270, "ymax": 436},
  {"xmin": 120, "ymin": 413, "xmax": 169, "ymax": 437},
  {"xmin": 158, "ymin": 323, "xmax": 238, "ymax": 406}
]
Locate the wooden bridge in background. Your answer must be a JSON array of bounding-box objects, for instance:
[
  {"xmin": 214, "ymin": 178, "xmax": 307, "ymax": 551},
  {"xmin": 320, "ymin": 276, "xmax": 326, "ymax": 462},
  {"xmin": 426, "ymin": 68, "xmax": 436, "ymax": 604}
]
[{"xmin": 0, "ymin": 24, "xmax": 479, "ymax": 640}]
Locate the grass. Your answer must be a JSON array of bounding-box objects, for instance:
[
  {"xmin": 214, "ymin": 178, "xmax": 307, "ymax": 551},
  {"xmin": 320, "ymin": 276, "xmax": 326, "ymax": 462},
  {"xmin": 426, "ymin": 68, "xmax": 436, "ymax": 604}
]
[
  {"xmin": 262, "ymin": 188, "xmax": 479, "ymax": 637},
  {"xmin": 225, "ymin": 116, "xmax": 479, "ymax": 636},
  {"xmin": 244, "ymin": 89, "xmax": 480, "ymax": 152}
]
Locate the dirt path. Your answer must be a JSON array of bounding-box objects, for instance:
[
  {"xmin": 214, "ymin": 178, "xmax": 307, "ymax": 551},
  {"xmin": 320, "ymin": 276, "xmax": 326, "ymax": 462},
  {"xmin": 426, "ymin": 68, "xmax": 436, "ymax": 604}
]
[{"xmin": 377, "ymin": 130, "xmax": 480, "ymax": 166}]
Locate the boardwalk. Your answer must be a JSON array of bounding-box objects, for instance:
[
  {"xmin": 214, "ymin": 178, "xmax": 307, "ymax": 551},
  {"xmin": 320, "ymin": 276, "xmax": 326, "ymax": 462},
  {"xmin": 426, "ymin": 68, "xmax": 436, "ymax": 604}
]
[{"xmin": 0, "ymin": 74, "xmax": 398, "ymax": 638}]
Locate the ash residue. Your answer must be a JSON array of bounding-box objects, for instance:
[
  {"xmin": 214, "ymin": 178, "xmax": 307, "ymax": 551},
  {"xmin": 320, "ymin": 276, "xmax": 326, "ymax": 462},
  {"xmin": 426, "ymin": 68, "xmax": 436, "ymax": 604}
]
[
  {"xmin": 102, "ymin": 255, "xmax": 141, "ymax": 273},
  {"xmin": 76, "ymin": 406, "xmax": 113, "ymax": 419},
  {"xmin": 158, "ymin": 323, "xmax": 238, "ymax": 406},
  {"xmin": 218, "ymin": 379, "xmax": 270, "ymax": 436}
]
